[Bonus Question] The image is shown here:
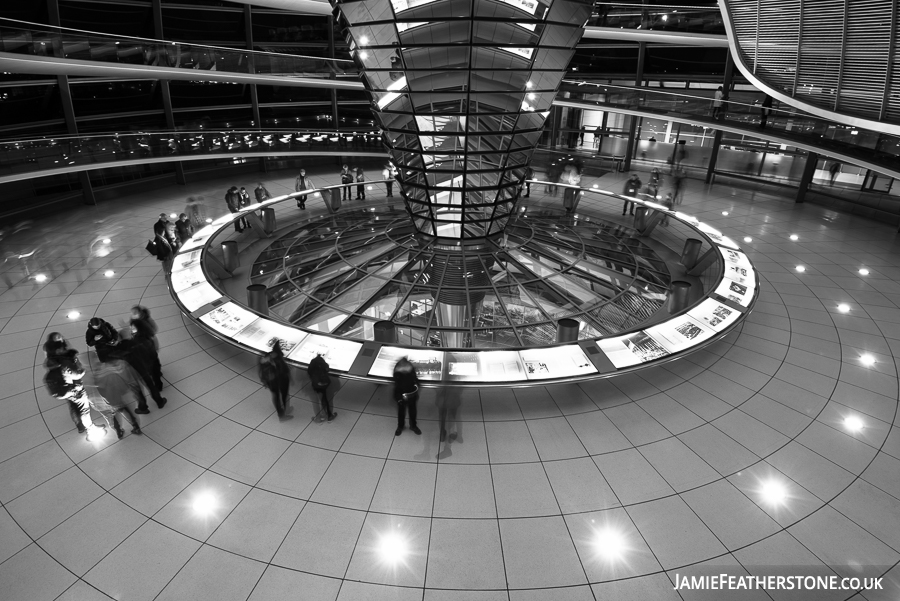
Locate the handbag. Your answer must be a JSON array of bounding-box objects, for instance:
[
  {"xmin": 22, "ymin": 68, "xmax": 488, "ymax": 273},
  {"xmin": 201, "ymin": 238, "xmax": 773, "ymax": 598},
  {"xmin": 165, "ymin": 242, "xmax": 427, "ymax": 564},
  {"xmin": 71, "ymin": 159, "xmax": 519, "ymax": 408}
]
[{"xmin": 145, "ymin": 239, "xmax": 158, "ymax": 256}]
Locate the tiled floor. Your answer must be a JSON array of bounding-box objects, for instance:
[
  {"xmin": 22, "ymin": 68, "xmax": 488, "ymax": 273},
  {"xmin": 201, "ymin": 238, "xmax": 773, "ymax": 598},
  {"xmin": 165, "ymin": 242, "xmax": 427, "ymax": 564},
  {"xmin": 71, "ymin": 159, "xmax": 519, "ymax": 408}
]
[{"xmin": 1, "ymin": 166, "xmax": 899, "ymax": 600}]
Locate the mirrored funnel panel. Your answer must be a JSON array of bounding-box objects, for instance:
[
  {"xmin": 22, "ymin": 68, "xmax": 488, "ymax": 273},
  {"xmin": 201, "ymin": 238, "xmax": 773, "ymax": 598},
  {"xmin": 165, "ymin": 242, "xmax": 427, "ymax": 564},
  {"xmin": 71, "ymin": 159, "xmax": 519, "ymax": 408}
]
[{"xmin": 331, "ymin": 0, "xmax": 593, "ymax": 240}]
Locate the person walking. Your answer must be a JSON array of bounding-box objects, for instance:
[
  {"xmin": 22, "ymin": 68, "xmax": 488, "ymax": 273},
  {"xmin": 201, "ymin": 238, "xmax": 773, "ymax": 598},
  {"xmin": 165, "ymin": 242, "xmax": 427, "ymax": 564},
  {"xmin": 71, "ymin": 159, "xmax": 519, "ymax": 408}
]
[
  {"xmin": 340, "ymin": 164, "xmax": 353, "ymax": 201},
  {"xmin": 672, "ymin": 168, "xmax": 686, "ymax": 206},
  {"xmin": 712, "ymin": 85, "xmax": 725, "ymax": 119},
  {"xmin": 114, "ymin": 320, "xmax": 167, "ymax": 413},
  {"xmin": 661, "ymin": 192, "xmax": 674, "ymax": 226},
  {"xmin": 759, "ymin": 95, "xmax": 773, "ymax": 129},
  {"xmin": 523, "ymin": 166, "xmax": 534, "ymax": 197},
  {"xmin": 259, "ymin": 341, "xmax": 293, "ymax": 421},
  {"xmin": 622, "ymin": 173, "xmax": 642, "ymax": 215},
  {"xmin": 184, "ymin": 197, "xmax": 206, "ymax": 229},
  {"xmin": 307, "ymin": 353, "xmax": 336, "ymax": 421},
  {"xmin": 225, "ymin": 186, "xmax": 244, "ymax": 232},
  {"xmin": 436, "ymin": 386, "xmax": 462, "ymax": 459},
  {"xmin": 93, "ymin": 360, "xmax": 144, "ymax": 437},
  {"xmin": 829, "ymin": 162, "xmax": 841, "ymax": 186},
  {"xmin": 295, "ymin": 169, "xmax": 313, "ymax": 209},
  {"xmin": 393, "ymin": 356, "xmax": 420, "ymax": 436},
  {"xmin": 174, "ymin": 213, "xmax": 193, "ymax": 245},
  {"xmin": 562, "ymin": 163, "xmax": 582, "ymax": 213},
  {"xmin": 355, "ymin": 167, "xmax": 366, "ymax": 200},
  {"xmin": 254, "ymin": 182, "xmax": 271, "ymax": 203},
  {"xmin": 382, "ymin": 164, "xmax": 394, "ymax": 197},
  {"xmin": 130, "ymin": 305, "xmax": 159, "ymax": 350},
  {"xmin": 85, "ymin": 317, "xmax": 119, "ymax": 363}
]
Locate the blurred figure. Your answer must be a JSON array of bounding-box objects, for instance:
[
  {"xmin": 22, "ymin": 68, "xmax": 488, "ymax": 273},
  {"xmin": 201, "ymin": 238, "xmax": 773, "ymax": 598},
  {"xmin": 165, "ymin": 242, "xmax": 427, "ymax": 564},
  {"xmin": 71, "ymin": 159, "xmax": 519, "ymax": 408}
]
[
  {"xmin": 130, "ymin": 305, "xmax": 158, "ymax": 350},
  {"xmin": 254, "ymin": 182, "xmax": 271, "ymax": 203},
  {"xmin": 307, "ymin": 353, "xmax": 336, "ymax": 422},
  {"xmin": 355, "ymin": 167, "xmax": 366, "ymax": 200},
  {"xmin": 712, "ymin": 85, "xmax": 725, "ymax": 119},
  {"xmin": 523, "ymin": 166, "xmax": 534, "ymax": 197},
  {"xmin": 85, "ymin": 317, "xmax": 119, "ymax": 363},
  {"xmin": 184, "ymin": 196, "xmax": 207, "ymax": 229},
  {"xmin": 93, "ymin": 361, "xmax": 144, "ymax": 437},
  {"xmin": 622, "ymin": 173, "xmax": 642, "ymax": 216},
  {"xmin": 164, "ymin": 222, "xmax": 180, "ymax": 253},
  {"xmin": 239, "ymin": 186, "xmax": 251, "ymax": 209},
  {"xmin": 672, "ymin": 168, "xmax": 686, "ymax": 206},
  {"xmin": 436, "ymin": 386, "xmax": 462, "ymax": 459},
  {"xmin": 649, "ymin": 168, "xmax": 662, "ymax": 197},
  {"xmin": 393, "ymin": 357, "xmax": 420, "ymax": 436},
  {"xmin": 225, "ymin": 186, "xmax": 244, "ymax": 232},
  {"xmin": 759, "ymin": 95, "xmax": 773, "ymax": 129},
  {"xmin": 259, "ymin": 341, "xmax": 292, "ymax": 421},
  {"xmin": 44, "ymin": 337, "xmax": 89, "ymax": 435},
  {"xmin": 114, "ymin": 320, "xmax": 167, "ymax": 413},
  {"xmin": 661, "ymin": 192, "xmax": 674, "ymax": 226},
  {"xmin": 382, "ymin": 164, "xmax": 394, "ymax": 197},
  {"xmin": 295, "ymin": 169, "xmax": 312, "ymax": 209},
  {"xmin": 829, "ymin": 162, "xmax": 841, "ymax": 186},
  {"xmin": 561, "ymin": 163, "xmax": 582, "ymax": 213},
  {"xmin": 174, "ymin": 213, "xmax": 194, "ymax": 245}
]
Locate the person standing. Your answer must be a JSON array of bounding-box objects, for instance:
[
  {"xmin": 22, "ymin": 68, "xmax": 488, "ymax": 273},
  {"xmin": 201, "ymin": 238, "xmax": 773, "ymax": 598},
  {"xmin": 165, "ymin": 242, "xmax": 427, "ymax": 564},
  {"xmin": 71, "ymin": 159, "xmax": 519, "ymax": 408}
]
[
  {"xmin": 44, "ymin": 338, "xmax": 89, "ymax": 434},
  {"xmin": 523, "ymin": 166, "xmax": 534, "ymax": 198},
  {"xmin": 759, "ymin": 95, "xmax": 773, "ymax": 129},
  {"xmin": 382, "ymin": 164, "xmax": 394, "ymax": 197},
  {"xmin": 114, "ymin": 320, "xmax": 167, "ymax": 413},
  {"xmin": 648, "ymin": 168, "xmax": 662, "ymax": 198},
  {"xmin": 307, "ymin": 353, "xmax": 336, "ymax": 421},
  {"xmin": 295, "ymin": 169, "xmax": 313, "ymax": 209},
  {"xmin": 130, "ymin": 305, "xmax": 159, "ymax": 350},
  {"xmin": 672, "ymin": 168, "xmax": 686, "ymax": 206},
  {"xmin": 238, "ymin": 187, "xmax": 252, "ymax": 230},
  {"xmin": 622, "ymin": 173, "xmax": 642, "ymax": 216},
  {"xmin": 155, "ymin": 213, "xmax": 170, "ymax": 232},
  {"xmin": 225, "ymin": 186, "xmax": 244, "ymax": 232},
  {"xmin": 174, "ymin": 213, "xmax": 194, "ymax": 245},
  {"xmin": 393, "ymin": 356, "xmax": 420, "ymax": 436},
  {"xmin": 355, "ymin": 167, "xmax": 366, "ymax": 200},
  {"xmin": 254, "ymin": 182, "xmax": 271, "ymax": 203},
  {"xmin": 164, "ymin": 221, "xmax": 180, "ymax": 253},
  {"xmin": 829, "ymin": 162, "xmax": 841, "ymax": 186},
  {"xmin": 436, "ymin": 386, "xmax": 462, "ymax": 459},
  {"xmin": 712, "ymin": 85, "xmax": 725, "ymax": 119},
  {"xmin": 340, "ymin": 164, "xmax": 353, "ymax": 201},
  {"xmin": 259, "ymin": 341, "xmax": 293, "ymax": 421},
  {"xmin": 85, "ymin": 317, "xmax": 119, "ymax": 363},
  {"xmin": 562, "ymin": 163, "xmax": 582, "ymax": 213},
  {"xmin": 153, "ymin": 222, "xmax": 175, "ymax": 273}
]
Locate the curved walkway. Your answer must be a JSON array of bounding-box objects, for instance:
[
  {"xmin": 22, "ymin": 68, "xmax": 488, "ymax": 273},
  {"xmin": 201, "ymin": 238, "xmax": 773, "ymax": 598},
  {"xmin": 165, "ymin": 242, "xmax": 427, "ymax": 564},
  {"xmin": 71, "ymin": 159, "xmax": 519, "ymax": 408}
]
[{"xmin": 0, "ymin": 168, "xmax": 898, "ymax": 600}]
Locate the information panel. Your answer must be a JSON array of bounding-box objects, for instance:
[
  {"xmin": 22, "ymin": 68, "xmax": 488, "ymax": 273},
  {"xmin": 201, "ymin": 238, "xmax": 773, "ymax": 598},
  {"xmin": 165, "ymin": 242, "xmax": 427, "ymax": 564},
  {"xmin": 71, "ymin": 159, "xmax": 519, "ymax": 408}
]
[
  {"xmin": 177, "ymin": 281, "xmax": 222, "ymax": 313},
  {"xmin": 597, "ymin": 331, "xmax": 670, "ymax": 368},
  {"xmin": 232, "ymin": 319, "xmax": 308, "ymax": 354},
  {"xmin": 446, "ymin": 350, "xmax": 527, "ymax": 382},
  {"xmin": 687, "ymin": 298, "xmax": 742, "ymax": 333},
  {"xmin": 644, "ymin": 314, "xmax": 716, "ymax": 353},
  {"xmin": 172, "ymin": 249, "xmax": 202, "ymax": 272},
  {"xmin": 289, "ymin": 334, "xmax": 362, "ymax": 371},
  {"xmin": 369, "ymin": 347, "xmax": 445, "ymax": 380},
  {"xmin": 177, "ymin": 226, "xmax": 215, "ymax": 252},
  {"xmin": 714, "ymin": 273, "xmax": 756, "ymax": 308},
  {"xmin": 170, "ymin": 264, "xmax": 207, "ymax": 293},
  {"xmin": 519, "ymin": 346, "xmax": 597, "ymax": 380},
  {"xmin": 199, "ymin": 302, "xmax": 258, "ymax": 337}
]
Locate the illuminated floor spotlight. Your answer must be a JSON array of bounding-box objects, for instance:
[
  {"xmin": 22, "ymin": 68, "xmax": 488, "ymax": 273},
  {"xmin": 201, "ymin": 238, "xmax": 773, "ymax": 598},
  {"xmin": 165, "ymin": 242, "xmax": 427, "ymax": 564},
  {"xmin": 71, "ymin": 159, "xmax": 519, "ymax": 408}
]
[
  {"xmin": 104, "ymin": 270, "xmax": 115, "ymax": 277},
  {"xmin": 102, "ymin": 238, "xmax": 111, "ymax": 244},
  {"xmin": 34, "ymin": 273, "xmax": 47, "ymax": 282},
  {"xmin": 843, "ymin": 415, "xmax": 864, "ymax": 432},
  {"xmin": 860, "ymin": 354, "xmax": 876, "ymax": 366},
  {"xmin": 743, "ymin": 237, "xmax": 752, "ymax": 243},
  {"xmin": 859, "ymin": 268, "xmax": 870, "ymax": 275},
  {"xmin": 789, "ymin": 234, "xmax": 799, "ymax": 241},
  {"xmin": 722, "ymin": 211, "xmax": 729, "ymax": 216},
  {"xmin": 192, "ymin": 491, "xmax": 218, "ymax": 516},
  {"xmin": 377, "ymin": 531, "xmax": 409, "ymax": 565},
  {"xmin": 760, "ymin": 480, "xmax": 787, "ymax": 506},
  {"xmin": 67, "ymin": 310, "xmax": 80, "ymax": 319},
  {"xmin": 837, "ymin": 304, "xmax": 850, "ymax": 313},
  {"xmin": 205, "ymin": 218, "xmax": 213, "ymax": 223},
  {"xmin": 593, "ymin": 527, "xmax": 627, "ymax": 561},
  {"xmin": 795, "ymin": 265, "xmax": 806, "ymax": 272},
  {"xmin": 169, "ymin": 212, "xmax": 178, "ymax": 219}
]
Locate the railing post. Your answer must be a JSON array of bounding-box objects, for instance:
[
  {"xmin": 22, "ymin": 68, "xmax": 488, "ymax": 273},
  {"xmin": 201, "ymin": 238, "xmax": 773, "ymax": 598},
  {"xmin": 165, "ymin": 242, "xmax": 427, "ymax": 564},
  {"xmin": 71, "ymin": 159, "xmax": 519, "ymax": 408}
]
[
  {"xmin": 796, "ymin": 151, "xmax": 819, "ymax": 204},
  {"xmin": 705, "ymin": 130, "xmax": 723, "ymax": 184},
  {"xmin": 556, "ymin": 318, "xmax": 580, "ymax": 342}
]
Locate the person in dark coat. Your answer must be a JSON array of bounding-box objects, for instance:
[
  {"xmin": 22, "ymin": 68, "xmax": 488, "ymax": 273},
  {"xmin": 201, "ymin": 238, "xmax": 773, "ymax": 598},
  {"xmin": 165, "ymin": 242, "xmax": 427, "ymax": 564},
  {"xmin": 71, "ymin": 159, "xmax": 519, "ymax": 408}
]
[
  {"xmin": 152, "ymin": 222, "xmax": 175, "ymax": 273},
  {"xmin": 259, "ymin": 341, "xmax": 292, "ymax": 421},
  {"xmin": 85, "ymin": 317, "xmax": 119, "ymax": 363},
  {"xmin": 759, "ymin": 95, "xmax": 773, "ymax": 129},
  {"xmin": 355, "ymin": 167, "xmax": 366, "ymax": 200},
  {"xmin": 225, "ymin": 186, "xmax": 245, "ymax": 232},
  {"xmin": 340, "ymin": 164, "xmax": 352, "ymax": 201},
  {"xmin": 307, "ymin": 353, "xmax": 336, "ymax": 422},
  {"xmin": 622, "ymin": 173, "xmax": 642, "ymax": 216},
  {"xmin": 114, "ymin": 320, "xmax": 167, "ymax": 413},
  {"xmin": 174, "ymin": 213, "xmax": 194, "ymax": 245},
  {"xmin": 130, "ymin": 305, "xmax": 159, "ymax": 350},
  {"xmin": 93, "ymin": 360, "xmax": 144, "ymax": 437},
  {"xmin": 523, "ymin": 166, "xmax": 534, "ymax": 197},
  {"xmin": 295, "ymin": 169, "xmax": 313, "ymax": 209},
  {"xmin": 393, "ymin": 356, "xmax": 421, "ymax": 436},
  {"xmin": 44, "ymin": 339, "xmax": 90, "ymax": 434},
  {"xmin": 254, "ymin": 182, "xmax": 271, "ymax": 203}
]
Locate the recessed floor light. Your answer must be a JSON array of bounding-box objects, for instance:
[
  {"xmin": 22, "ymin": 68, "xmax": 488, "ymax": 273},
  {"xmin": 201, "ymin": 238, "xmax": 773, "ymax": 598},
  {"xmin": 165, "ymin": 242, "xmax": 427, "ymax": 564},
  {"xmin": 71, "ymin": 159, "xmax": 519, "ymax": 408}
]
[
  {"xmin": 192, "ymin": 491, "xmax": 217, "ymax": 515},
  {"xmin": 860, "ymin": 354, "xmax": 876, "ymax": 366},
  {"xmin": 102, "ymin": 238, "xmax": 111, "ymax": 244},
  {"xmin": 34, "ymin": 273, "xmax": 47, "ymax": 282},
  {"xmin": 837, "ymin": 304, "xmax": 850, "ymax": 312},
  {"xmin": 795, "ymin": 265, "xmax": 806, "ymax": 272},
  {"xmin": 859, "ymin": 268, "xmax": 869, "ymax": 275},
  {"xmin": 594, "ymin": 527, "xmax": 627, "ymax": 561},
  {"xmin": 169, "ymin": 213, "xmax": 177, "ymax": 219},
  {"xmin": 743, "ymin": 237, "xmax": 752, "ymax": 243},
  {"xmin": 104, "ymin": 270, "xmax": 115, "ymax": 277},
  {"xmin": 67, "ymin": 310, "xmax": 80, "ymax": 319},
  {"xmin": 722, "ymin": 211, "xmax": 729, "ymax": 216},
  {"xmin": 205, "ymin": 218, "xmax": 213, "ymax": 223},
  {"xmin": 789, "ymin": 234, "xmax": 799, "ymax": 241},
  {"xmin": 760, "ymin": 480, "xmax": 787, "ymax": 505},
  {"xmin": 843, "ymin": 415, "xmax": 864, "ymax": 432}
]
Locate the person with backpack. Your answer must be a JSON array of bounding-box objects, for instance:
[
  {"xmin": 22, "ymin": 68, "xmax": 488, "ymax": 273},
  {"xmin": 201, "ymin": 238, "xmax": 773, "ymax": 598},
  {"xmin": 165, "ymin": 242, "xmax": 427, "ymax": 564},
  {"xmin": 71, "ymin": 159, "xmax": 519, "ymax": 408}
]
[
  {"xmin": 307, "ymin": 353, "xmax": 336, "ymax": 422},
  {"xmin": 393, "ymin": 356, "xmax": 421, "ymax": 436},
  {"xmin": 259, "ymin": 341, "xmax": 293, "ymax": 421}
]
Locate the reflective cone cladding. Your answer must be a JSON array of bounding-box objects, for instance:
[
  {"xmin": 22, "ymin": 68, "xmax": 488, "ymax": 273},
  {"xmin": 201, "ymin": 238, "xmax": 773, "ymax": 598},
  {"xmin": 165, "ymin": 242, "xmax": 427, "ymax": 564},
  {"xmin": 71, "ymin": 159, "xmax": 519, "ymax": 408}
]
[{"xmin": 331, "ymin": 0, "xmax": 593, "ymax": 240}]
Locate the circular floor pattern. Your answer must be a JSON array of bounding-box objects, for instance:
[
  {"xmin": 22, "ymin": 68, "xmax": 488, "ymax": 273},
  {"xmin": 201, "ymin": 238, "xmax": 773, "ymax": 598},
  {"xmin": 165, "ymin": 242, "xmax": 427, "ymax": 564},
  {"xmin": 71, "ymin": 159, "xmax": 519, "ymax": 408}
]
[{"xmin": 0, "ymin": 168, "xmax": 898, "ymax": 601}]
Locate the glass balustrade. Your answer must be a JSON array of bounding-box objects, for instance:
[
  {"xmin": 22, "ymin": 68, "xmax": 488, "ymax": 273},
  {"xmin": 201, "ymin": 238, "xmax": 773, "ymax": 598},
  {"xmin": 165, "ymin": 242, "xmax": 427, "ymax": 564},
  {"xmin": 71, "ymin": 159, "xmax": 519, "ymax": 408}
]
[{"xmin": 589, "ymin": 3, "xmax": 725, "ymax": 34}]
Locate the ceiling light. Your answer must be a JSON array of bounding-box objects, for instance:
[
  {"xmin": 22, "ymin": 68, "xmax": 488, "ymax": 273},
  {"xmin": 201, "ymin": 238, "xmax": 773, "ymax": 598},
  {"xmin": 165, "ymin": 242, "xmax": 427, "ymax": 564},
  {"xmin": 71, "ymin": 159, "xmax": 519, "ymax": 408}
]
[
  {"xmin": 722, "ymin": 211, "xmax": 729, "ymax": 216},
  {"xmin": 837, "ymin": 304, "xmax": 850, "ymax": 313},
  {"xmin": 843, "ymin": 415, "xmax": 864, "ymax": 432}
]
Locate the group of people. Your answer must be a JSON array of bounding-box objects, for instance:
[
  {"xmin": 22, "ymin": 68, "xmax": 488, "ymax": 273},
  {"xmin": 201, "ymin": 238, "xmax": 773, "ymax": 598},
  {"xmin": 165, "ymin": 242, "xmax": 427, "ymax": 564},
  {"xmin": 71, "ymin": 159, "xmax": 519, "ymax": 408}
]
[
  {"xmin": 257, "ymin": 342, "xmax": 421, "ymax": 436},
  {"xmin": 149, "ymin": 212, "xmax": 195, "ymax": 272},
  {"xmin": 621, "ymin": 167, "xmax": 686, "ymax": 224},
  {"xmin": 44, "ymin": 306, "xmax": 167, "ymax": 441}
]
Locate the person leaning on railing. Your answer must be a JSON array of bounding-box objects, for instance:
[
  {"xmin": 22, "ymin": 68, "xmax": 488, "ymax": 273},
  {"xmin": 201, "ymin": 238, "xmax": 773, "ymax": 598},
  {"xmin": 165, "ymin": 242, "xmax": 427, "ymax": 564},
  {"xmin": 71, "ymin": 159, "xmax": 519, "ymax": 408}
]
[{"xmin": 622, "ymin": 173, "xmax": 641, "ymax": 216}]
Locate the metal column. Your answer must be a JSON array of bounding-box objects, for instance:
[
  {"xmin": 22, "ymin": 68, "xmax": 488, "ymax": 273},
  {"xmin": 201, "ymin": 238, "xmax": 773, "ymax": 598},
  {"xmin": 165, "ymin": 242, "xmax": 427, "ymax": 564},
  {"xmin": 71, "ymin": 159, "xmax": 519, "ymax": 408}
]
[
  {"xmin": 705, "ymin": 130, "xmax": 723, "ymax": 184},
  {"xmin": 796, "ymin": 151, "xmax": 819, "ymax": 204},
  {"xmin": 623, "ymin": 42, "xmax": 646, "ymax": 172},
  {"xmin": 153, "ymin": 0, "xmax": 186, "ymax": 185}
]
